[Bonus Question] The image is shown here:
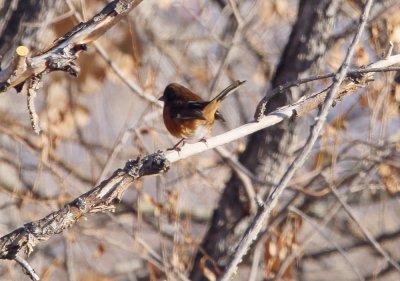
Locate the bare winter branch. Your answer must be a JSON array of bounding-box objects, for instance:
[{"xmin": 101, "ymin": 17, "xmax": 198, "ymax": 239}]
[
  {"xmin": 0, "ymin": 0, "xmax": 143, "ymax": 93},
  {"xmin": 0, "ymin": 153, "xmax": 169, "ymax": 259},
  {"xmin": 15, "ymin": 255, "xmax": 40, "ymax": 281}
]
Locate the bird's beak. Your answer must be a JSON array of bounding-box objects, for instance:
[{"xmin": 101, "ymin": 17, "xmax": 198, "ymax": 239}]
[{"xmin": 158, "ymin": 96, "xmax": 165, "ymax": 102}]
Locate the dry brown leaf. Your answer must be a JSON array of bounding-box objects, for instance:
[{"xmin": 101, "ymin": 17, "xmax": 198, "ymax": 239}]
[
  {"xmin": 51, "ymin": 5, "xmax": 142, "ymax": 95},
  {"xmin": 199, "ymin": 256, "xmax": 220, "ymax": 281},
  {"xmin": 41, "ymin": 85, "xmax": 90, "ymax": 142},
  {"xmin": 313, "ymin": 150, "xmax": 332, "ymax": 170},
  {"xmin": 333, "ymin": 119, "xmax": 348, "ymax": 131},
  {"xmin": 76, "ymin": 52, "xmax": 107, "ymax": 94},
  {"xmin": 93, "ymin": 242, "xmax": 106, "ymax": 257},
  {"xmin": 264, "ymin": 214, "xmax": 302, "ymax": 280},
  {"xmin": 148, "ymin": 262, "xmax": 165, "ymax": 281},
  {"xmin": 191, "ymin": 64, "xmax": 210, "ymax": 84},
  {"xmin": 378, "ymin": 164, "xmax": 400, "ymax": 195},
  {"xmin": 258, "ymin": 1, "xmax": 276, "ymax": 25},
  {"xmin": 143, "ymin": 193, "xmax": 164, "ymax": 218},
  {"xmin": 389, "ymin": 83, "xmax": 400, "ymax": 117},
  {"xmin": 326, "ymin": 40, "xmax": 345, "ymax": 70},
  {"xmin": 369, "ymin": 7, "xmax": 400, "ymax": 54},
  {"xmin": 354, "ymin": 46, "xmax": 369, "ymax": 67}
]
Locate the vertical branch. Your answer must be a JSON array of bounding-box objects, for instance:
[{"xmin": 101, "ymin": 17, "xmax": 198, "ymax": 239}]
[
  {"xmin": 15, "ymin": 255, "xmax": 40, "ymax": 281},
  {"xmin": 27, "ymin": 75, "xmax": 42, "ymax": 134}
]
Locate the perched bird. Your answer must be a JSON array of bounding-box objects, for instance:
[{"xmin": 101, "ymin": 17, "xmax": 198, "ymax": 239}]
[{"xmin": 159, "ymin": 80, "xmax": 246, "ymax": 149}]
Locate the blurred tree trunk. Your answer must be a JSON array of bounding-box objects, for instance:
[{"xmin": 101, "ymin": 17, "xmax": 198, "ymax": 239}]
[
  {"xmin": 189, "ymin": 0, "xmax": 342, "ymax": 280},
  {"xmin": 0, "ymin": 0, "xmax": 60, "ymax": 67}
]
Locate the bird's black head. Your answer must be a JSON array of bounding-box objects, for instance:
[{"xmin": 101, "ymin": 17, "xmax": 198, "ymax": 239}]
[{"xmin": 159, "ymin": 83, "xmax": 180, "ymax": 102}]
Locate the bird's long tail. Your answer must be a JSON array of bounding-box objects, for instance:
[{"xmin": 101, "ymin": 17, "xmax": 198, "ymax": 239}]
[{"xmin": 211, "ymin": 80, "xmax": 246, "ymax": 103}]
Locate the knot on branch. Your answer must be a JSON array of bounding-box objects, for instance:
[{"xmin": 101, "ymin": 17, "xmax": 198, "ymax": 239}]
[
  {"xmin": 0, "ymin": 81, "xmax": 10, "ymax": 92},
  {"xmin": 47, "ymin": 53, "xmax": 80, "ymax": 77},
  {"xmin": 45, "ymin": 44, "xmax": 87, "ymax": 77},
  {"xmin": 348, "ymin": 72, "xmax": 367, "ymax": 83},
  {"xmin": 73, "ymin": 197, "xmax": 87, "ymax": 211},
  {"xmin": 23, "ymin": 222, "xmax": 40, "ymax": 235},
  {"xmin": 126, "ymin": 152, "xmax": 170, "ymax": 178}
]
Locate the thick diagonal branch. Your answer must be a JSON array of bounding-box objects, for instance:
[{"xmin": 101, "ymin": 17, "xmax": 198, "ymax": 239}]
[{"xmin": 0, "ymin": 153, "xmax": 169, "ymax": 260}]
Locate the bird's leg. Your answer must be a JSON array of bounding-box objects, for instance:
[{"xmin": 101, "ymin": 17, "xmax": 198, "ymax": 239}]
[{"xmin": 167, "ymin": 138, "xmax": 186, "ymax": 152}]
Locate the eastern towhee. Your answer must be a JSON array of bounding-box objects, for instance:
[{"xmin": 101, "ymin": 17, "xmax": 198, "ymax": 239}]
[{"xmin": 158, "ymin": 80, "xmax": 246, "ymax": 149}]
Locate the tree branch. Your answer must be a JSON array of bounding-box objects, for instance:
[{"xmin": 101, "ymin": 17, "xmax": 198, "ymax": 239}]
[
  {"xmin": 0, "ymin": 153, "xmax": 168, "ymax": 259},
  {"xmin": 15, "ymin": 255, "xmax": 40, "ymax": 281},
  {"xmin": 0, "ymin": 0, "xmax": 143, "ymax": 93}
]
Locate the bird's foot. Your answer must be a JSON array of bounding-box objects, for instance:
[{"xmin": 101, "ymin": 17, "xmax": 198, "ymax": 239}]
[
  {"xmin": 200, "ymin": 138, "xmax": 208, "ymax": 147},
  {"xmin": 167, "ymin": 138, "xmax": 186, "ymax": 152}
]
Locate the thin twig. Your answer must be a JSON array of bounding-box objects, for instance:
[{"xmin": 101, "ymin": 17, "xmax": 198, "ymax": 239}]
[
  {"xmin": 254, "ymin": 65, "xmax": 400, "ymax": 120},
  {"xmin": 329, "ymin": 184, "xmax": 400, "ymax": 272},
  {"xmin": 304, "ymin": 227, "xmax": 400, "ymax": 260},
  {"xmin": 208, "ymin": 0, "xmax": 246, "ymax": 96},
  {"xmin": 328, "ymin": 0, "xmax": 399, "ymax": 44},
  {"xmin": 27, "ymin": 76, "xmax": 42, "ymax": 134},
  {"xmin": 274, "ymin": 201, "xmax": 343, "ymax": 280},
  {"xmin": 248, "ymin": 237, "xmax": 263, "ymax": 281},
  {"xmin": 216, "ymin": 146, "xmax": 275, "ymax": 186},
  {"xmin": 215, "ymin": 146, "xmax": 258, "ymax": 213},
  {"xmin": 63, "ymin": 233, "xmax": 76, "ymax": 281},
  {"xmin": 102, "ymin": 212, "xmax": 191, "ymax": 281},
  {"xmin": 180, "ymin": 3, "xmax": 229, "ymax": 48},
  {"xmin": 15, "ymin": 255, "xmax": 40, "ymax": 281},
  {"xmin": 0, "ymin": 0, "xmax": 144, "ymax": 92},
  {"xmin": 228, "ymin": 0, "xmax": 244, "ymax": 28},
  {"xmin": 209, "ymin": 29, "xmax": 241, "ymax": 96},
  {"xmin": 64, "ymin": 0, "xmax": 156, "ymax": 104},
  {"xmin": 365, "ymin": 259, "xmax": 400, "ymax": 281},
  {"xmin": 289, "ymin": 206, "xmax": 366, "ymax": 281},
  {"xmin": 218, "ymin": 0, "xmax": 375, "ymax": 280},
  {"xmin": 385, "ymin": 41, "xmax": 394, "ymax": 59}
]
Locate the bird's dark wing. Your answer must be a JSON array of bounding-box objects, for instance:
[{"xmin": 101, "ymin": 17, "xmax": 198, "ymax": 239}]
[
  {"xmin": 169, "ymin": 101, "xmax": 209, "ymax": 120},
  {"xmin": 172, "ymin": 108, "xmax": 206, "ymax": 120},
  {"xmin": 167, "ymin": 100, "xmax": 208, "ymax": 120},
  {"xmin": 186, "ymin": 100, "xmax": 209, "ymax": 110},
  {"xmin": 181, "ymin": 101, "xmax": 225, "ymax": 122}
]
